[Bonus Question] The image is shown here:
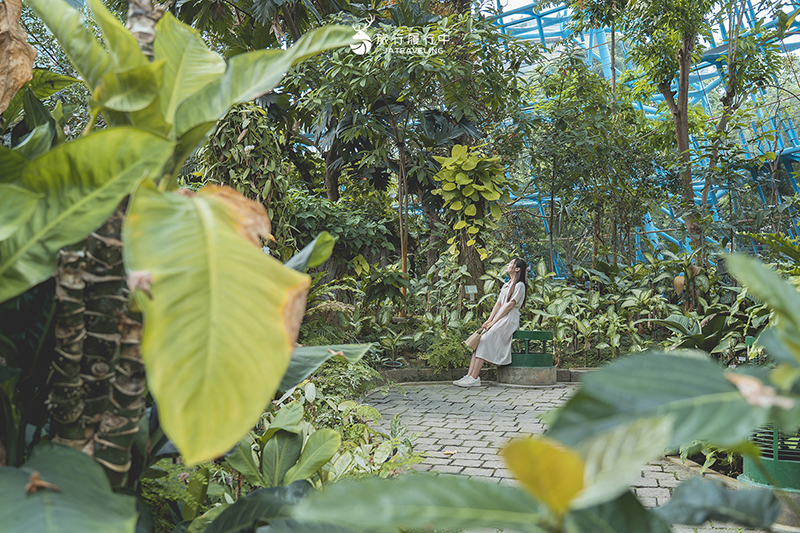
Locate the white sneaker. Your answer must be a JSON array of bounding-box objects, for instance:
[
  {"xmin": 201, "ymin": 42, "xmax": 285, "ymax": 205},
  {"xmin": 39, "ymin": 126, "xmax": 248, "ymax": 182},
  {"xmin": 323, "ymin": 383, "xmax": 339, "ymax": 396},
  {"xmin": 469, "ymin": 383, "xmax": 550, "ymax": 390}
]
[
  {"xmin": 453, "ymin": 375, "xmax": 470, "ymax": 385},
  {"xmin": 455, "ymin": 376, "xmax": 481, "ymax": 387}
]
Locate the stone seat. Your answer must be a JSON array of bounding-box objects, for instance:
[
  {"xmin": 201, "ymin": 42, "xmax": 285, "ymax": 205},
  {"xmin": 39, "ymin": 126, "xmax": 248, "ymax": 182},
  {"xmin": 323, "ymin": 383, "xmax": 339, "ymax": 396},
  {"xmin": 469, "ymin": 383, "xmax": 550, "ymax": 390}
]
[{"xmin": 497, "ymin": 330, "xmax": 556, "ymax": 385}]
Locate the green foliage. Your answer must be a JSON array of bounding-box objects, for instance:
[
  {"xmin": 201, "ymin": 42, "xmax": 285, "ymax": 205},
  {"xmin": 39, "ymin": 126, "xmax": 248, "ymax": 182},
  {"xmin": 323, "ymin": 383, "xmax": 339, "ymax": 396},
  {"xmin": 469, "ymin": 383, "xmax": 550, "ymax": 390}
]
[
  {"xmin": 288, "ymin": 191, "xmax": 397, "ymax": 268},
  {"xmin": 0, "ymin": 442, "xmax": 136, "ymax": 533},
  {"xmin": 433, "ymin": 144, "xmax": 510, "ymax": 260},
  {"xmin": 190, "ymin": 102, "xmax": 297, "ymax": 259},
  {"xmin": 423, "ymin": 334, "xmax": 470, "ymax": 371}
]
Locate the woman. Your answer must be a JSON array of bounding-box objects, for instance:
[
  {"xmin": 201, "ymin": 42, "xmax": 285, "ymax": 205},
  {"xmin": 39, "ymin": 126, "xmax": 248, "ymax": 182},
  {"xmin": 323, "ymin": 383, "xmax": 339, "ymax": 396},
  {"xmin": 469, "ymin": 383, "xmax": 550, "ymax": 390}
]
[{"xmin": 454, "ymin": 258, "xmax": 527, "ymax": 387}]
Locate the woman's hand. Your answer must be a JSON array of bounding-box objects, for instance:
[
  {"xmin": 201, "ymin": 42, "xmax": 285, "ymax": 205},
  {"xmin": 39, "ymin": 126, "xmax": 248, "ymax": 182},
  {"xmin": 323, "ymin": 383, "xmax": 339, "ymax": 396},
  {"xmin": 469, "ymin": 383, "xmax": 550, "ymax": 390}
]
[{"xmin": 481, "ymin": 319, "xmax": 492, "ymax": 330}]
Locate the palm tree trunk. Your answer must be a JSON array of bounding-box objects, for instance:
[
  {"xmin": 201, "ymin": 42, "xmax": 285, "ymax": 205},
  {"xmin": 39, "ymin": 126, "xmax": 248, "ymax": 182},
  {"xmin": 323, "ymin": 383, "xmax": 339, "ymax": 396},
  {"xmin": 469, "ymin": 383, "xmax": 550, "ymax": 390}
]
[{"xmin": 49, "ymin": 246, "xmax": 89, "ymax": 451}]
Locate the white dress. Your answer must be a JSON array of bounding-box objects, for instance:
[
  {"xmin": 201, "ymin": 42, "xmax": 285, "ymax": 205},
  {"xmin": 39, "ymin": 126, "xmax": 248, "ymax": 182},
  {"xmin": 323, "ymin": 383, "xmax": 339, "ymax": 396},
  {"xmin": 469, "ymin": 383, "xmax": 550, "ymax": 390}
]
[{"xmin": 475, "ymin": 281, "xmax": 525, "ymax": 365}]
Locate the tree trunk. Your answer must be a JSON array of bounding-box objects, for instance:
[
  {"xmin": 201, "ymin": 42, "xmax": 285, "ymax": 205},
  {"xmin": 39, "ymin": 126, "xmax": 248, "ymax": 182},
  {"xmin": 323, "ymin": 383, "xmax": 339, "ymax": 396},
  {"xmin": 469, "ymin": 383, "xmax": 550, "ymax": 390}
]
[
  {"xmin": 419, "ymin": 188, "xmax": 441, "ymax": 272},
  {"xmin": 323, "ymin": 146, "xmax": 340, "ymax": 202},
  {"xmin": 659, "ymin": 34, "xmax": 703, "ymax": 266},
  {"xmin": 93, "ymin": 310, "xmax": 145, "ymax": 487},
  {"xmin": 610, "ymin": 20, "xmax": 616, "ymax": 102},
  {"xmin": 49, "ymin": 246, "xmax": 89, "ymax": 450},
  {"xmin": 79, "ymin": 202, "xmax": 128, "ymax": 454}
]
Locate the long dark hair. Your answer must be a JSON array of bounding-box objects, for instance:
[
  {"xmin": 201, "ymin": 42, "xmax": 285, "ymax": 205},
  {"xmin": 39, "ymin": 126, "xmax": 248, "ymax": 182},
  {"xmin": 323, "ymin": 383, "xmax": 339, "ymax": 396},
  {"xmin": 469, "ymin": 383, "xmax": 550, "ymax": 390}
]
[{"xmin": 507, "ymin": 258, "xmax": 528, "ymax": 307}]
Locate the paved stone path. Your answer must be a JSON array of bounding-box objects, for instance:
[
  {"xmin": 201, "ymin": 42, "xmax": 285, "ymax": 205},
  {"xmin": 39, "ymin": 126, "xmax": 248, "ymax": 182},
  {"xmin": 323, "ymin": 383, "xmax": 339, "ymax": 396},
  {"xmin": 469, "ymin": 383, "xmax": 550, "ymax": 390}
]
[{"xmin": 365, "ymin": 382, "xmax": 766, "ymax": 533}]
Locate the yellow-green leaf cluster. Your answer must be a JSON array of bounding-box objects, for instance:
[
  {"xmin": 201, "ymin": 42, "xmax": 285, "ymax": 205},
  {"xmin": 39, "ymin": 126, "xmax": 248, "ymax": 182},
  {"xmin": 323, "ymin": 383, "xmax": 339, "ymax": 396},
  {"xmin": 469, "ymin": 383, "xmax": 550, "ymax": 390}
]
[{"xmin": 432, "ymin": 144, "xmax": 509, "ymax": 259}]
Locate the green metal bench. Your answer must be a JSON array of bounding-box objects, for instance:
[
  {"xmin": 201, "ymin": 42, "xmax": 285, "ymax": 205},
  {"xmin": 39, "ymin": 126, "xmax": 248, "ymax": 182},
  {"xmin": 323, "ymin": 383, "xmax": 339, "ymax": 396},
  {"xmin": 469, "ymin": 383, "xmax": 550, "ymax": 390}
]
[{"xmin": 510, "ymin": 330, "xmax": 553, "ymax": 367}]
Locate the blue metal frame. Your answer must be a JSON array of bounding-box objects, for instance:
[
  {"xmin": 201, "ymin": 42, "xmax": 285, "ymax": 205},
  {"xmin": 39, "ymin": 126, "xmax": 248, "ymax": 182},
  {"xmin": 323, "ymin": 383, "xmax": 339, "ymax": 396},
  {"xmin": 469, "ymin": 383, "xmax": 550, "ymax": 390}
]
[{"xmin": 493, "ymin": 1, "xmax": 800, "ymax": 257}]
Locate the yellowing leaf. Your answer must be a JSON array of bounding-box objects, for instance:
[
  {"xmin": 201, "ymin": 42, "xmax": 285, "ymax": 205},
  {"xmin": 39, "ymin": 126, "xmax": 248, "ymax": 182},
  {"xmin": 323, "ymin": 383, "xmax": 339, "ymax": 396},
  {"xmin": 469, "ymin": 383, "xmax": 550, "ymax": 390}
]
[
  {"xmin": 501, "ymin": 437, "xmax": 585, "ymax": 516},
  {"xmin": 464, "ymin": 204, "xmax": 477, "ymax": 216},
  {"xmin": 196, "ymin": 185, "xmax": 272, "ymax": 246},
  {"xmin": 452, "ymin": 144, "xmax": 467, "ymax": 159},
  {"xmin": 466, "ymin": 239, "xmax": 475, "ymax": 246},
  {"xmin": 123, "ymin": 180, "xmax": 310, "ymax": 464},
  {"xmin": 490, "ymin": 204, "xmax": 502, "ymax": 220},
  {"xmin": 453, "ymin": 220, "xmax": 467, "ymax": 230},
  {"xmin": 450, "ymin": 200, "xmax": 463, "ymax": 211},
  {"xmin": 466, "ymin": 226, "xmax": 479, "ymax": 234},
  {"xmin": 442, "ymin": 182, "xmax": 457, "ymax": 191}
]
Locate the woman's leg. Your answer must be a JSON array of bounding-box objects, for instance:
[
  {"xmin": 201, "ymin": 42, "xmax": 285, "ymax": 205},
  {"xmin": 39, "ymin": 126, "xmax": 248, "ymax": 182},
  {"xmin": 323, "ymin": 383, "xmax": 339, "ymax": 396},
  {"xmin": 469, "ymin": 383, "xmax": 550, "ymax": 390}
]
[
  {"xmin": 469, "ymin": 357, "xmax": 485, "ymax": 379},
  {"xmin": 467, "ymin": 351, "xmax": 477, "ymax": 376}
]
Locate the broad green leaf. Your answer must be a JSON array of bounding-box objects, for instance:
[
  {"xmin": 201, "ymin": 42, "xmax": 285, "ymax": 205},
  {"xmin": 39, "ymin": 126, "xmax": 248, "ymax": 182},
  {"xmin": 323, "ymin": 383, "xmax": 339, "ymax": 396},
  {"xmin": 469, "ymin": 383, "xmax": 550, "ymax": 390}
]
[
  {"xmin": 547, "ymin": 352, "xmax": 771, "ymax": 450},
  {"xmin": 86, "ymin": 0, "xmax": 148, "ymax": 71},
  {"xmin": 283, "ymin": 429, "xmax": 342, "ymax": 485},
  {"xmin": 278, "ymin": 344, "xmax": 371, "ymax": 392},
  {"xmin": 285, "ymin": 231, "xmax": 335, "ymax": 272},
  {"xmin": 23, "ymin": 88, "xmax": 57, "ymax": 133},
  {"xmin": 0, "ymin": 442, "xmax": 136, "ymax": 533},
  {"xmin": 2, "ymin": 69, "xmax": 79, "ymax": 131},
  {"xmin": 261, "ymin": 402, "xmax": 305, "ymax": 444},
  {"xmin": 453, "ymin": 220, "xmax": 467, "ymax": 230},
  {"xmin": 728, "ymin": 254, "xmax": 800, "ymax": 335},
  {"xmin": 450, "ymin": 200, "xmax": 464, "ymax": 211},
  {"xmin": 490, "ymin": 203, "xmax": 502, "ymax": 220},
  {"xmin": 14, "ymin": 124, "xmax": 53, "ymax": 160},
  {"xmin": 93, "ymin": 61, "xmax": 165, "ymax": 113},
  {"xmin": 226, "ymin": 439, "xmax": 266, "ymax": 487},
  {"xmin": 153, "ymin": 13, "xmax": 227, "ymax": 129},
  {"xmin": 293, "ymin": 474, "xmax": 550, "ymax": 533},
  {"xmin": 258, "ymin": 519, "xmax": 356, "ymax": 533},
  {"xmin": 0, "ymin": 184, "xmax": 41, "ymax": 241},
  {"xmin": 564, "ymin": 491, "xmax": 671, "ymax": 533},
  {"xmin": 175, "ymin": 26, "xmax": 356, "ymax": 138},
  {"xmin": 501, "ymin": 437, "xmax": 584, "ymax": 516},
  {"xmin": 184, "ymin": 466, "xmax": 210, "ymax": 521},
  {"xmin": 25, "ymin": 0, "xmax": 112, "ymax": 89},
  {"xmin": 123, "ymin": 182, "xmax": 310, "ymax": 464},
  {"xmin": 186, "ymin": 505, "xmax": 228, "ymax": 533},
  {"xmin": 464, "ymin": 203, "xmax": 477, "ymax": 216},
  {"xmin": 261, "ymin": 431, "xmax": 303, "ymax": 487},
  {"xmin": 654, "ymin": 477, "xmax": 780, "ymax": 528},
  {"xmin": 205, "ymin": 482, "xmax": 311, "ymax": 533},
  {"xmin": 0, "ymin": 128, "xmax": 173, "ymax": 304},
  {"xmin": 573, "ymin": 417, "xmax": 672, "ymax": 509},
  {"xmin": 0, "ymin": 146, "xmax": 28, "ymax": 183}
]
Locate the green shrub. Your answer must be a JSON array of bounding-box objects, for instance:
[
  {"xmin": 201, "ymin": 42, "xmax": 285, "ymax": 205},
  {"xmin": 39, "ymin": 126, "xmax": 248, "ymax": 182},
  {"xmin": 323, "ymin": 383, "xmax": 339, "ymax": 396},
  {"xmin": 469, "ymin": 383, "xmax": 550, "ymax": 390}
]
[{"xmin": 423, "ymin": 335, "xmax": 470, "ymax": 370}]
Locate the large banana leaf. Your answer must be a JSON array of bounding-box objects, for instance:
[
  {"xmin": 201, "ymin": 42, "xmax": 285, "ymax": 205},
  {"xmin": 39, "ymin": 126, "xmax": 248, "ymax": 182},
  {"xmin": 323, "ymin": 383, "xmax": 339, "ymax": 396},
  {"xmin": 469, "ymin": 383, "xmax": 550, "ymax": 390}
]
[
  {"xmin": 0, "ymin": 442, "xmax": 136, "ymax": 533},
  {"xmin": 293, "ymin": 474, "xmax": 551, "ymax": 533},
  {"xmin": 24, "ymin": 0, "xmax": 112, "ymax": 89},
  {"xmin": 0, "ymin": 184, "xmax": 40, "ymax": 241},
  {"xmin": 123, "ymin": 182, "xmax": 310, "ymax": 464},
  {"xmin": 153, "ymin": 13, "xmax": 226, "ymax": 130},
  {"xmin": 174, "ymin": 26, "xmax": 357, "ymax": 139},
  {"xmin": 546, "ymin": 352, "xmax": 772, "ymax": 450},
  {"xmin": 0, "ymin": 128, "xmax": 173, "ymax": 304},
  {"xmin": 85, "ymin": 0, "xmax": 148, "ymax": 71},
  {"xmin": 0, "ymin": 146, "xmax": 28, "ymax": 183}
]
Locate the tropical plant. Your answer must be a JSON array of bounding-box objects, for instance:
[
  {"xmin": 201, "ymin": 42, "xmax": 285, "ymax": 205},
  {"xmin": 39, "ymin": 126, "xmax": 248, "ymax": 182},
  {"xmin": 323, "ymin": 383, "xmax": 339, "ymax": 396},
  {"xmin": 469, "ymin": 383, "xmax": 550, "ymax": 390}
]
[{"xmin": 432, "ymin": 144, "xmax": 509, "ymax": 265}]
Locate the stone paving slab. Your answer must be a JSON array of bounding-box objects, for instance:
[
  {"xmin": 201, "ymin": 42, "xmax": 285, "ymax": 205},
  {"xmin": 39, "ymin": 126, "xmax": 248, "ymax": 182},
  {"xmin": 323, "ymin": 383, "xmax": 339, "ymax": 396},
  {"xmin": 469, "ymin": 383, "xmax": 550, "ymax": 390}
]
[{"xmin": 365, "ymin": 382, "xmax": 767, "ymax": 533}]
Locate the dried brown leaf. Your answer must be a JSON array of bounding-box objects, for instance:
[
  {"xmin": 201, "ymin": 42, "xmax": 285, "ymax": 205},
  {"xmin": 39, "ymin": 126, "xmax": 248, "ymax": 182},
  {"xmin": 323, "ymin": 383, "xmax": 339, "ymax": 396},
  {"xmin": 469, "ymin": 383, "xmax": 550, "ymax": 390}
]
[
  {"xmin": 198, "ymin": 185, "xmax": 272, "ymax": 247},
  {"xmin": 24, "ymin": 471, "xmax": 60, "ymax": 493},
  {"xmin": 725, "ymin": 372, "xmax": 795, "ymax": 410},
  {"xmin": 0, "ymin": 0, "xmax": 36, "ymax": 114}
]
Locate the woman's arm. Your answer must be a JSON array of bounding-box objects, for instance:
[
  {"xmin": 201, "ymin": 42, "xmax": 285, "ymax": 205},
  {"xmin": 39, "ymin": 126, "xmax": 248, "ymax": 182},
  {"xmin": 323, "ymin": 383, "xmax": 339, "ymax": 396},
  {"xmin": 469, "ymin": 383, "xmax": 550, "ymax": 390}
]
[
  {"xmin": 482, "ymin": 297, "xmax": 504, "ymax": 329},
  {"xmin": 485, "ymin": 299, "xmax": 517, "ymax": 329}
]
